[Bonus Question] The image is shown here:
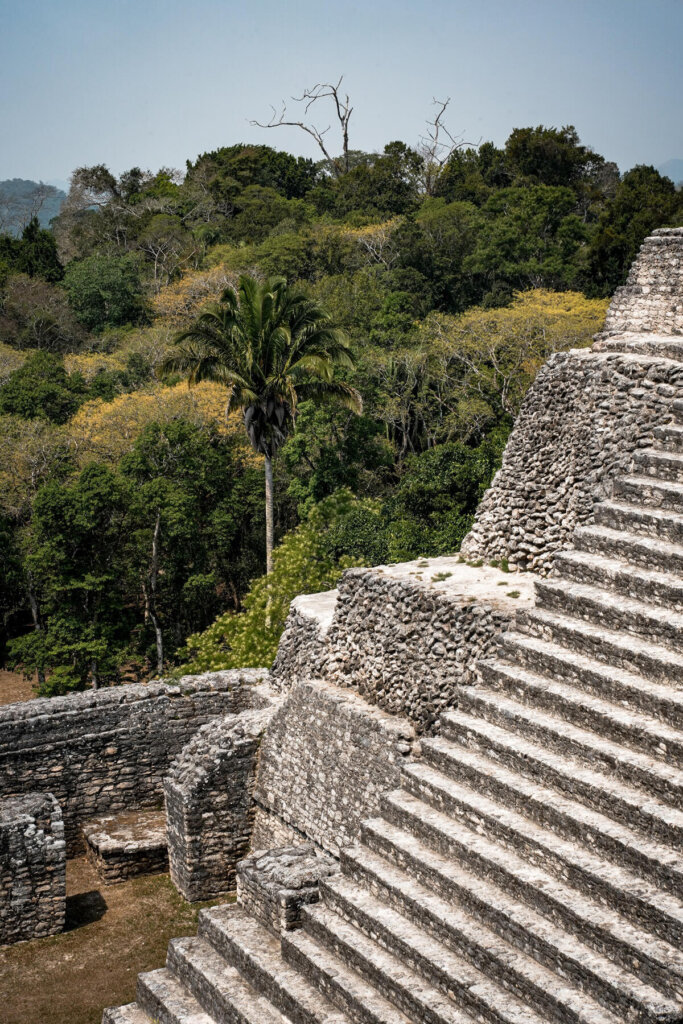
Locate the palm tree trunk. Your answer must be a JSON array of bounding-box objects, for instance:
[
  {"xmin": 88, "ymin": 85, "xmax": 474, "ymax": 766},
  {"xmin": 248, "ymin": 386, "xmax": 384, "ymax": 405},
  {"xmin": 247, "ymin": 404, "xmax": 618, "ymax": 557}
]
[
  {"xmin": 265, "ymin": 455, "xmax": 274, "ymax": 574},
  {"xmin": 265, "ymin": 454, "xmax": 274, "ymax": 630}
]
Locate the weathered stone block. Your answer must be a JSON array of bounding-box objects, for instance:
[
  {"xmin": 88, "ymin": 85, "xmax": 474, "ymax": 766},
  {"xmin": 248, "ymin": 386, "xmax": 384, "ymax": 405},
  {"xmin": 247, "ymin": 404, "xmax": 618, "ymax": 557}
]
[
  {"xmin": 83, "ymin": 809, "xmax": 168, "ymax": 885},
  {"xmin": 237, "ymin": 844, "xmax": 338, "ymax": 935}
]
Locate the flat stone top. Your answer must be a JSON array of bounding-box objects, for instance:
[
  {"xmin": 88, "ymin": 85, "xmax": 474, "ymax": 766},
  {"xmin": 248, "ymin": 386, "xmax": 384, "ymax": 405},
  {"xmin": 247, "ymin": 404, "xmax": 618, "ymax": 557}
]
[
  {"xmin": 357, "ymin": 556, "xmax": 537, "ymax": 611},
  {"xmin": 83, "ymin": 809, "xmax": 167, "ymax": 853},
  {"xmin": 291, "ymin": 590, "xmax": 338, "ymax": 632},
  {"xmin": 239, "ymin": 843, "xmax": 338, "ymax": 892},
  {"xmin": 0, "ymin": 791, "xmax": 57, "ymax": 824}
]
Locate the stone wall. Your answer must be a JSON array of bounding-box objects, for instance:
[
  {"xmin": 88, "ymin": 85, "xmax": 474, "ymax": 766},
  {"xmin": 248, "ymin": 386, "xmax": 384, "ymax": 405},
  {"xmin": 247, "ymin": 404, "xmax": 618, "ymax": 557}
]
[
  {"xmin": 164, "ymin": 700, "xmax": 276, "ymax": 902},
  {"xmin": 253, "ymin": 678, "xmax": 416, "ymax": 857},
  {"xmin": 271, "ymin": 559, "xmax": 535, "ymax": 734},
  {"xmin": 0, "ymin": 792, "xmax": 65, "ymax": 944},
  {"xmin": 460, "ymin": 347, "xmax": 683, "ymax": 573},
  {"xmin": 603, "ymin": 228, "xmax": 683, "ymax": 336},
  {"xmin": 237, "ymin": 844, "xmax": 338, "ymax": 935},
  {"xmin": 0, "ymin": 669, "xmax": 268, "ymax": 853}
]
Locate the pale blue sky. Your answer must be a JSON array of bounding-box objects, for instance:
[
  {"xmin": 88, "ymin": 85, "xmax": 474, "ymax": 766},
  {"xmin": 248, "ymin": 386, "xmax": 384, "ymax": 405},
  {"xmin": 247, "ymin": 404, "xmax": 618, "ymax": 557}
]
[{"xmin": 1, "ymin": 0, "xmax": 681, "ymax": 183}]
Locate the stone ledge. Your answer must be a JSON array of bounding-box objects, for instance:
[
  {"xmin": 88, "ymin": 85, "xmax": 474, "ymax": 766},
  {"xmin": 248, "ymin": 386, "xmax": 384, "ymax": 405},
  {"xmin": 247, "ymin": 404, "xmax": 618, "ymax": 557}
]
[
  {"xmin": 237, "ymin": 844, "xmax": 339, "ymax": 935},
  {"xmin": 83, "ymin": 809, "xmax": 168, "ymax": 885}
]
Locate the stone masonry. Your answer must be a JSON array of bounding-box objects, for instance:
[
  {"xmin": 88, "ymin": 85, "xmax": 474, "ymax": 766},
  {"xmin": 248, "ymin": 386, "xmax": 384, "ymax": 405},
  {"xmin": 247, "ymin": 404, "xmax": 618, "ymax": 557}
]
[
  {"xmin": 273, "ymin": 559, "xmax": 535, "ymax": 733},
  {"xmin": 461, "ymin": 228, "xmax": 683, "ymax": 573},
  {"xmin": 105, "ymin": 228, "xmax": 683, "ymax": 1024},
  {"xmin": 83, "ymin": 810, "xmax": 169, "ymax": 886},
  {"xmin": 237, "ymin": 844, "xmax": 339, "ymax": 936},
  {"xmin": 164, "ymin": 701, "xmax": 277, "ymax": 902},
  {"xmin": 0, "ymin": 669, "xmax": 267, "ymax": 853},
  {"xmin": 1, "ymin": 792, "xmax": 65, "ymax": 945}
]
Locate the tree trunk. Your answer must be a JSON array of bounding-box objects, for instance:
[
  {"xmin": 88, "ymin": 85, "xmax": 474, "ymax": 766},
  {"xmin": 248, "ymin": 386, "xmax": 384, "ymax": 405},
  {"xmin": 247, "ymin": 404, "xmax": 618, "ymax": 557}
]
[
  {"xmin": 264, "ymin": 455, "xmax": 274, "ymax": 574},
  {"xmin": 149, "ymin": 511, "xmax": 164, "ymax": 676},
  {"xmin": 26, "ymin": 573, "xmax": 46, "ymax": 689},
  {"xmin": 264, "ymin": 454, "xmax": 274, "ymax": 629}
]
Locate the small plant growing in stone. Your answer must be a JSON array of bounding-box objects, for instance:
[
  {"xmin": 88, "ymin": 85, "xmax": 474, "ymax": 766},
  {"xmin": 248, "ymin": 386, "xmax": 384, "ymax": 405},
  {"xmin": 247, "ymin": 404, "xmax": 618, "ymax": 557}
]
[
  {"xmin": 506, "ymin": 590, "xmax": 521, "ymax": 598},
  {"xmin": 431, "ymin": 572, "xmax": 453, "ymax": 582}
]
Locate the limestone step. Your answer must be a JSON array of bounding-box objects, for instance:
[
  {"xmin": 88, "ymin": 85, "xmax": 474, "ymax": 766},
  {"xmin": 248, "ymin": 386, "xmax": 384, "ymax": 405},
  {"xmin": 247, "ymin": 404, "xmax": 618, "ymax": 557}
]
[
  {"xmin": 675, "ymin": 398, "xmax": 683, "ymax": 423},
  {"xmin": 572, "ymin": 523, "xmax": 683, "ymax": 576},
  {"xmin": 476, "ymin": 659, "xmax": 683, "ymax": 769},
  {"xmin": 421, "ymin": 728, "xmax": 683, "ymax": 889},
  {"xmin": 520, "ymin": 606, "xmax": 683, "ymax": 684},
  {"xmin": 337, "ymin": 843, "xmax": 681, "ymax": 1024},
  {"xmin": 440, "ymin": 699, "xmax": 683, "ymax": 845},
  {"xmin": 632, "ymin": 447, "xmax": 683, "ymax": 483},
  {"xmin": 300, "ymin": 901, "xmax": 491, "ymax": 1024},
  {"xmin": 534, "ymin": 578, "xmax": 683, "ymax": 647},
  {"xmin": 281, "ymin": 926, "xmax": 417, "ymax": 1024},
  {"xmin": 593, "ymin": 498, "xmax": 683, "ymax": 545},
  {"xmin": 366, "ymin": 796, "xmax": 683, "ymax": 999},
  {"xmin": 455, "ymin": 684, "xmax": 683, "ymax": 805},
  {"xmin": 500, "ymin": 630, "xmax": 683, "ymax": 727},
  {"xmin": 398, "ymin": 760, "xmax": 683, "ymax": 946},
  {"xmin": 198, "ymin": 905, "xmax": 350, "ymax": 1024},
  {"xmin": 653, "ymin": 423, "xmax": 683, "ymax": 453},
  {"xmin": 166, "ymin": 935, "xmax": 292, "ymax": 1024},
  {"xmin": 136, "ymin": 968, "xmax": 215, "ymax": 1024},
  {"xmin": 551, "ymin": 549, "xmax": 683, "ymax": 611},
  {"xmin": 613, "ymin": 474, "xmax": 683, "ymax": 514},
  {"xmin": 102, "ymin": 1006, "xmax": 152, "ymax": 1024},
  {"xmin": 317, "ymin": 873, "xmax": 619, "ymax": 1024},
  {"xmin": 595, "ymin": 334, "xmax": 683, "ymax": 362}
]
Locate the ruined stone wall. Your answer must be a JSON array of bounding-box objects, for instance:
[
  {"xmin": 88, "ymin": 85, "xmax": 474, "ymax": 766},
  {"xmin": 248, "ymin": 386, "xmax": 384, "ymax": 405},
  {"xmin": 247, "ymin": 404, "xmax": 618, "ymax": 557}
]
[
  {"xmin": 603, "ymin": 228, "xmax": 683, "ymax": 336},
  {"xmin": 271, "ymin": 560, "xmax": 535, "ymax": 734},
  {"xmin": 0, "ymin": 792, "xmax": 65, "ymax": 944},
  {"xmin": 460, "ymin": 347, "xmax": 683, "ymax": 574},
  {"xmin": 164, "ymin": 698, "xmax": 276, "ymax": 902},
  {"xmin": 0, "ymin": 669, "xmax": 268, "ymax": 853},
  {"xmin": 253, "ymin": 679, "xmax": 416, "ymax": 857}
]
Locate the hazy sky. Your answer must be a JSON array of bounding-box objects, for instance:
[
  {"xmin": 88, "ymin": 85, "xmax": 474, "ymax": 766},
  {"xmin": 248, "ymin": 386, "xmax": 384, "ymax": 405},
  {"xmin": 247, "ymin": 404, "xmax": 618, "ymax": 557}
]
[{"xmin": 1, "ymin": 0, "xmax": 681, "ymax": 185}]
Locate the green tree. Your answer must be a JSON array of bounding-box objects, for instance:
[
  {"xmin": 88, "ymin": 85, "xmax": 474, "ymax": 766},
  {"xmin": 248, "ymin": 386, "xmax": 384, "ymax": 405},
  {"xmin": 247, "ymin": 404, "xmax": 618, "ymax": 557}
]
[
  {"xmin": 63, "ymin": 252, "xmax": 148, "ymax": 331},
  {"xmin": 163, "ymin": 274, "xmax": 361, "ymax": 573},
  {"xmin": 14, "ymin": 217, "xmax": 64, "ymax": 282},
  {"xmin": 0, "ymin": 351, "xmax": 85, "ymax": 423}
]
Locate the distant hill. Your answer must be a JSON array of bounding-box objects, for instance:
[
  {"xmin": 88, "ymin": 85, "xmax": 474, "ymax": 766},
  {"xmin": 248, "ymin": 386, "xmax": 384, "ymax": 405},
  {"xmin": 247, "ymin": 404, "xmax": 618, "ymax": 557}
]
[
  {"xmin": 0, "ymin": 178, "xmax": 66, "ymax": 236},
  {"xmin": 659, "ymin": 159, "xmax": 683, "ymax": 187}
]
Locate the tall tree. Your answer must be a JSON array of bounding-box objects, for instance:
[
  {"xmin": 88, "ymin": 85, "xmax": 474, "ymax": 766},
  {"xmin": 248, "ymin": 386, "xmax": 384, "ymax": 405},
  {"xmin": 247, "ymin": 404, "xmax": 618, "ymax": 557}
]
[{"xmin": 162, "ymin": 274, "xmax": 361, "ymax": 573}]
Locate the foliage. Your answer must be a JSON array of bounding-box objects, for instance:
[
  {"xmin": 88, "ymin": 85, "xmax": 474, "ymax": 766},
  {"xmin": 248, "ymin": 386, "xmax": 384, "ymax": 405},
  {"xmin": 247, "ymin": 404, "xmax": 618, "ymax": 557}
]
[
  {"xmin": 0, "ymin": 350, "xmax": 85, "ymax": 423},
  {"xmin": 63, "ymin": 253, "xmax": 148, "ymax": 331},
  {"xmin": 0, "ymin": 273, "xmax": 86, "ymax": 351},
  {"xmin": 179, "ymin": 490, "xmax": 376, "ymax": 672}
]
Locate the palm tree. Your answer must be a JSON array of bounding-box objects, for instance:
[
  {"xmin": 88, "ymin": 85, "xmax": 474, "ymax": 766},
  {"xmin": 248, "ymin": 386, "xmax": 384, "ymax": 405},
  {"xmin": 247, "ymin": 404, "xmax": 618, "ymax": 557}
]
[{"xmin": 162, "ymin": 274, "xmax": 362, "ymax": 573}]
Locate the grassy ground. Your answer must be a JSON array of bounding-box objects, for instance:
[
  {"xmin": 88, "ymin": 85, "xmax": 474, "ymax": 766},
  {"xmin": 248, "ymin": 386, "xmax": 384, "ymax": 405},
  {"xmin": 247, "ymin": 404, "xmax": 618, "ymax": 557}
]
[
  {"xmin": 1, "ymin": 856, "xmax": 230, "ymax": 1024},
  {"xmin": 0, "ymin": 668, "xmax": 37, "ymax": 705}
]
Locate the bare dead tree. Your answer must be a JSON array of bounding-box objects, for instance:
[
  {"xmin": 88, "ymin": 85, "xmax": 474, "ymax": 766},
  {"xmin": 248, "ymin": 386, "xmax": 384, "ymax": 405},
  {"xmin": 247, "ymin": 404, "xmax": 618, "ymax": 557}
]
[
  {"xmin": 418, "ymin": 98, "xmax": 476, "ymax": 195},
  {"xmin": 251, "ymin": 76, "xmax": 353, "ymax": 178}
]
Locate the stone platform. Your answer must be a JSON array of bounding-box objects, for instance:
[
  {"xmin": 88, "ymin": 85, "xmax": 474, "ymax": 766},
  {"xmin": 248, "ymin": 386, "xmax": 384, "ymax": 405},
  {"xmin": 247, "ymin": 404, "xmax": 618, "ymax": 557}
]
[
  {"xmin": 83, "ymin": 809, "xmax": 168, "ymax": 885},
  {"xmin": 237, "ymin": 844, "xmax": 339, "ymax": 935}
]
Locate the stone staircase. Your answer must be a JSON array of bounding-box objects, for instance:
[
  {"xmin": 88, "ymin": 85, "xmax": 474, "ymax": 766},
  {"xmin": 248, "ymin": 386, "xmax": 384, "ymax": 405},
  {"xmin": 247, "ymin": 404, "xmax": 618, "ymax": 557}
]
[{"xmin": 105, "ymin": 398, "xmax": 683, "ymax": 1024}]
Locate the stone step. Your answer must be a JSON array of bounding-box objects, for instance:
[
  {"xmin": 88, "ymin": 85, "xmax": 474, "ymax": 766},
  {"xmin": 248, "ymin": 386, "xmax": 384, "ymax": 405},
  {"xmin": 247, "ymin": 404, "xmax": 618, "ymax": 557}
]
[
  {"xmin": 572, "ymin": 523, "xmax": 683, "ymax": 576},
  {"xmin": 300, "ymin": 901, "xmax": 489, "ymax": 1024},
  {"xmin": 366, "ymin": 796, "xmax": 683, "ymax": 1000},
  {"xmin": 102, "ymin": 1006, "xmax": 152, "ymax": 1024},
  {"xmin": 167, "ymin": 935, "xmax": 290, "ymax": 1024},
  {"xmin": 653, "ymin": 423, "xmax": 683, "ymax": 453},
  {"xmin": 520, "ymin": 607, "xmax": 683, "ymax": 685},
  {"xmin": 614, "ymin": 475, "xmax": 683, "ymax": 514},
  {"xmin": 318, "ymin": 872, "xmax": 619, "ymax": 1024},
  {"xmin": 136, "ymin": 968, "xmax": 215, "ymax": 1024},
  {"xmin": 455, "ymin": 684, "xmax": 683, "ymax": 805},
  {"xmin": 421, "ymin": 728, "xmax": 683, "ymax": 889},
  {"xmin": 476, "ymin": 658, "xmax": 683, "ymax": 769},
  {"xmin": 198, "ymin": 905, "xmax": 350, "ymax": 1024},
  {"xmin": 282, "ymin": 926, "xmax": 418, "ymax": 1024},
  {"xmin": 595, "ymin": 335, "xmax": 683, "ymax": 362},
  {"xmin": 534, "ymin": 578, "xmax": 683, "ymax": 648},
  {"xmin": 500, "ymin": 630, "xmax": 683, "ymax": 727},
  {"xmin": 338, "ymin": 843, "xmax": 681, "ymax": 1024},
  {"xmin": 593, "ymin": 499, "xmax": 683, "ymax": 545},
  {"xmin": 633, "ymin": 448, "xmax": 683, "ymax": 483},
  {"xmin": 675, "ymin": 398, "xmax": 683, "ymax": 424},
  {"xmin": 551, "ymin": 549, "xmax": 683, "ymax": 611},
  {"xmin": 398, "ymin": 760, "xmax": 683, "ymax": 946},
  {"xmin": 440, "ymin": 700, "xmax": 683, "ymax": 847}
]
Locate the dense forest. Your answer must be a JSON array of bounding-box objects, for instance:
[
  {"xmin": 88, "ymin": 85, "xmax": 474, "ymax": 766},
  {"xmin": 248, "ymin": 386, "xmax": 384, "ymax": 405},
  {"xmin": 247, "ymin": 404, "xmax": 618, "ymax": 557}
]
[{"xmin": 1, "ymin": 116, "xmax": 682, "ymax": 694}]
